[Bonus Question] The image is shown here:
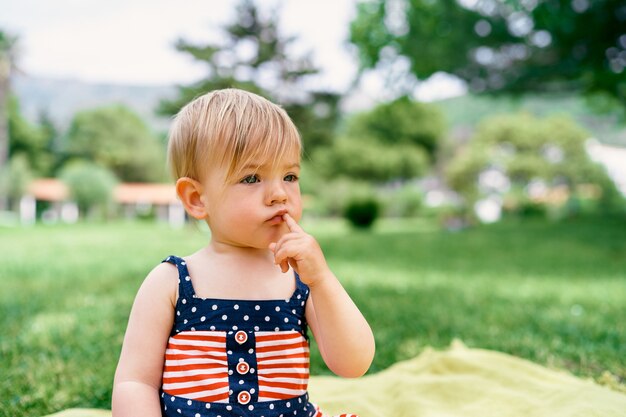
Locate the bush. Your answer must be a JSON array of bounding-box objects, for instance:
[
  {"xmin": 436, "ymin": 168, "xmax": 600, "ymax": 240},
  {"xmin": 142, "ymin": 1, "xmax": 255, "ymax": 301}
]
[
  {"xmin": 60, "ymin": 161, "xmax": 118, "ymax": 218},
  {"xmin": 344, "ymin": 196, "xmax": 381, "ymax": 229}
]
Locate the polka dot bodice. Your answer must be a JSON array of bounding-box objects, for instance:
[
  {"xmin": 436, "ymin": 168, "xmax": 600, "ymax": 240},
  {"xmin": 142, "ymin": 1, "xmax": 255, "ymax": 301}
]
[{"xmin": 160, "ymin": 255, "xmax": 335, "ymax": 417}]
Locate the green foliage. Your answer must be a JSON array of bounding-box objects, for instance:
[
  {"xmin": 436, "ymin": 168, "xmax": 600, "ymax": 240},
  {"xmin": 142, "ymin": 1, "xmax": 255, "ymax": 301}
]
[
  {"xmin": 312, "ymin": 96, "xmax": 442, "ymax": 183},
  {"xmin": 59, "ymin": 161, "xmax": 117, "ymax": 217},
  {"xmin": 350, "ymin": 0, "xmax": 626, "ymax": 109},
  {"xmin": 344, "ymin": 194, "xmax": 381, "ymax": 229},
  {"xmin": 346, "ymin": 96, "xmax": 445, "ymax": 157},
  {"xmin": 383, "ymin": 184, "xmax": 423, "ymax": 218},
  {"xmin": 65, "ymin": 105, "xmax": 166, "ymax": 182},
  {"xmin": 446, "ymin": 113, "xmax": 624, "ymax": 214},
  {"xmin": 313, "ymin": 137, "xmax": 428, "ymax": 182},
  {"xmin": 8, "ymin": 95, "xmax": 52, "ymax": 176},
  {"xmin": 159, "ymin": 0, "xmax": 340, "ymax": 152},
  {"xmin": 0, "ymin": 153, "xmax": 32, "ymax": 209}
]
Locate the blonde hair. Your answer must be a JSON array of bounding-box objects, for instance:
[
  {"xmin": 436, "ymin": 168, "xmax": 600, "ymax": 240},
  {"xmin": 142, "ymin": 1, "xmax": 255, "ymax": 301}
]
[{"xmin": 167, "ymin": 88, "xmax": 301, "ymax": 183}]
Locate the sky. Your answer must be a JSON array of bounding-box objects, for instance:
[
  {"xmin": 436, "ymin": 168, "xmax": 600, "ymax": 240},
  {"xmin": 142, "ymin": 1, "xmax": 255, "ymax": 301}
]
[{"xmin": 0, "ymin": 0, "xmax": 466, "ymax": 105}]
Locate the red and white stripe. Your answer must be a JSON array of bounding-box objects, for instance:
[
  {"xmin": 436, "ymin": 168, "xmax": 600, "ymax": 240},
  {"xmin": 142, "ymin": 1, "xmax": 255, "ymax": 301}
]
[
  {"xmin": 162, "ymin": 331, "xmax": 230, "ymax": 403},
  {"xmin": 256, "ymin": 330, "xmax": 310, "ymax": 401}
]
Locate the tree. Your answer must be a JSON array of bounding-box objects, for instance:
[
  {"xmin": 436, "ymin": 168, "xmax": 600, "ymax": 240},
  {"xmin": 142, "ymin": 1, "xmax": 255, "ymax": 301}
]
[
  {"xmin": 312, "ymin": 96, "xmax": 443, "ymax": 182},
  {"xmin": 445, "ymin": 113, "xmax": 623, "ymax": 214},
  {"xmin": 159, "ymin": 0, "xmax": 340, "ymax": 151},
  {"xmin": 0, "ymin": 30, "xmax": 17, "ymax": 170},
  {"xmin": 60, "ymin": 161, "xmax": 117, "ymax": 218},
  {"xmin": 8, "ymin": 95, "xmax": 51, "ymax": 176},
  {"xmin": 350, "ymin": 0, "xmax": 626, "ymax": 109},
  {"xmin": 65, "ymin": 105, "xmax": 166, "ymax": 182}
]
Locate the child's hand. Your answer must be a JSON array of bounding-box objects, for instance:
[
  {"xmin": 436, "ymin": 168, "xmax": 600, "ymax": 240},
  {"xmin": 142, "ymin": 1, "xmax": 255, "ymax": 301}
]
[{"xmin": 269, "ymin": 213, "xmax": 330, "ymax": 286}]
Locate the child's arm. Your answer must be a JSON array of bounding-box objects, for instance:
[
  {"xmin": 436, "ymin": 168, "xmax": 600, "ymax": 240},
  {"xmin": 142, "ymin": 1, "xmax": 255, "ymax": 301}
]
[
  {"xmin": 270, "ymin": 214, "xmax": 375, "ymax": 378},
  {"xmin": 112, "ymin": 263, "xmax": 178, "ymax": 417}
]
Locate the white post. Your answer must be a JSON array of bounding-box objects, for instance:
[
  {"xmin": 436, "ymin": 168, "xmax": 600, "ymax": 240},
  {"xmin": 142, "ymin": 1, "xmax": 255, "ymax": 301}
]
[{"xmin": 19, "ymin": 195, "xmax": 36, "ymax": 226}]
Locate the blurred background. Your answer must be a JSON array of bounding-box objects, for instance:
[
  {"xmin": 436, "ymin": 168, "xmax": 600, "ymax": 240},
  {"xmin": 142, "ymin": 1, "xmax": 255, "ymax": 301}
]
[
  {"xmin": 1, "ymin": 0, "xmax": 625, "ymax": 225},
  {"xmin": 0, "ymin": 0, "xmax": 625, "ymax": 416}
]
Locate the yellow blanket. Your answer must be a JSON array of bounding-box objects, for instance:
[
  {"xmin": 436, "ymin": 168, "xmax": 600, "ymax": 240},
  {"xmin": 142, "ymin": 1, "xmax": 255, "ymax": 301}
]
[{"xmin": 46, "ymin": 342, "xmax": 626, "ymax": 417}]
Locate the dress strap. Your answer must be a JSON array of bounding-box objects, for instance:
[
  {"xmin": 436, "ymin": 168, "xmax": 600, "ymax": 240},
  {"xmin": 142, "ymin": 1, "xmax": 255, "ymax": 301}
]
[
  {"xmin": 294, "ymin": 271, "xmax": 310, "ymax": 298},
  {"xmin": 162, "ymin": 255, "xmax": 195, "ymax": 299}
]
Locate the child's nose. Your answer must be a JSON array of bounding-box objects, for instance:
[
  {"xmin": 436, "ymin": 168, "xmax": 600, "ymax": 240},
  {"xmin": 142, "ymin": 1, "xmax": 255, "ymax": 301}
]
[{"xmin": 265, "ymin": 180, "xmax": 288, "ymax": 205}]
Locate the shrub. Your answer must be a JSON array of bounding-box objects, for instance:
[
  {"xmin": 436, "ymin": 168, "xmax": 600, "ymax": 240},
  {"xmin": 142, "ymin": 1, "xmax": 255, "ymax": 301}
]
[
  {"xmin": 344, "ymin": 195, "xmax": 381, "ymax": 229},
  {"xmin": 60, "ymin": 161, "xmax": 118, "ymax": 218}
]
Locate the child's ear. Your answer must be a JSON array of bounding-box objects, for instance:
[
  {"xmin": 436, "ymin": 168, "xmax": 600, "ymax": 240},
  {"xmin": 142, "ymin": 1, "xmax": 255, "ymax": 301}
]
[{"xmin": 176, "ymin": 177, "xmax": 208, "ymax": 220}]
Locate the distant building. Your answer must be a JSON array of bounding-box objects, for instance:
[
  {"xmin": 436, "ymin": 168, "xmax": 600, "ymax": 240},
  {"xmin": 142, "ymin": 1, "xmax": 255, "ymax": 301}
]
[{"xmin": 23, "ymin": 179, "xmax": 185, "ymax": 227}]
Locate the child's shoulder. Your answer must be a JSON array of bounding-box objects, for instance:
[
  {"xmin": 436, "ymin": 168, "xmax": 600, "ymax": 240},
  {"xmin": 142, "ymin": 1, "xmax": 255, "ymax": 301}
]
[{"xmin": 136, "ymin": 259, "xmax": 180, "ymax": 306}]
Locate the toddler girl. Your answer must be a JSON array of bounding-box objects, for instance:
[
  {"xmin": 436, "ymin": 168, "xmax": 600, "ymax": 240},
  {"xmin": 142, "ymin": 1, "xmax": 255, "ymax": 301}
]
[{"xmin": 112, "ymin": 88, "xmax": 375, "ymax": 417}]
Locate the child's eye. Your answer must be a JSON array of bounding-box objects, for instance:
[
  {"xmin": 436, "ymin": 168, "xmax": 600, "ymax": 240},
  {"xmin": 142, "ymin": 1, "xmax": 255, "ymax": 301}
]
[
  {"xmin": 240, "ymin": 174, "xmax": 260, "ymax": 184},
  {"xmin": 284, "ymin": 174, "xmax": 299, "ymax": 182}
]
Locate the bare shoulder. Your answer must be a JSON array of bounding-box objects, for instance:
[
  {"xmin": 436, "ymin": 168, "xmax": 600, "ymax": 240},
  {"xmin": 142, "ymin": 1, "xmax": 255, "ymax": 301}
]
[{"xmin": 137, "ymin": 261, "xmax": 179, "ymax": 307}]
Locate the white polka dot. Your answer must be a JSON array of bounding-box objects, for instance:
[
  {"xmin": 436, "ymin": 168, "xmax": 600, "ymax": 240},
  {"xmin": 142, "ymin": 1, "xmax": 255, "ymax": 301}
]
[
  {"xmin": 248, "ymin": 348, "xmax": 254, "ymax": 354},
  {"xmin": 270, "ymin": 404, "xmax": 274, "ymax": 410},
  {"xmin": 177, "ymin": 409, "xmax": 181, "ymax": 413},
  {"xmin": 210, "ymin": 326, "xmax": 216, "ymax": 330},
  {"xmin": 248, "ymin": 405, "xmax": 254, "ymax": 411},
  {"xmin": 244, "ymin": 315, "xmax": 249, "ymax": 321},
  {"xmin": 255, "ymin": 305, "xmax": 260, "ymax": 310},
  {"xmin": 284, "ymin": 317, "xmax": 289, "ymax": 323},
  {"xmin": 228, "ymin": 350, "xmax": 232, "ymax": 355},
  {"xmin": 239, "ymin": 380, "xmax": 244, "ymax": 385},
  {"xmin": 205, "ymin": 403, "xmax": 211, "ymax": 409},
  {"xmin": 275, "ymin": 306, "xmax": 281, "ymax": 312},
  {"xmin": 297, "ymin": 294, "xmax": 301, "ymax": 299},
  {"xmin": 226, "ymin": 405, "xmax": 232, "ymax": 411},
  {"xmin": 229, "ymin": 370, "xmax": 233, "ymax": 375},
  {"xmin": 287, "ymin": 402, "xmax": 291, "ymax": 407},
  {"xmin": 233, "ymin": 325, "xmax": 238, "ymax": 330},
  {"xmin": 292, "ymin": 309, "xmax": 296, "ymax": 314},
  {"xmin": 298, "ymin": 320, "xmax": 301, "ymax": 325},
  {"xmin": 182, "ymin": 299, "xmax": 187, "ymax": 304},
  {"xmin": 191, "ymin": 307, "xmax": 197, "ymax": 313},
  {"xmin": 201, "ymin": 316, "xmax": 206, "ymax": 322},
  {"xmin": 181, "ymin": 261, "xmax": 186, "ymax": 265},
  {"xmin": 254, "ymin": 326, "xmax": 260, "ymax": 331},
  {"xmin": 212, "ymin": 305, "xmax": 218, "ymax": 310},
  {"xmin": 185, "ymin": 276, "xmax": 191, "ymax": 281},
  {"xmin": 184, "ymin": 319, "xmax": 188, "ymax": 324},
  {"xmin": 191, "ymin": 327, "xmax": 196, "ymax": 331},
  {"xmin": 250, "ymin": 368, "xmax": 255, "ymax": 374},
  {"xmin": 222, "ymin": 315, "xmax": 228, "ymax": 320},
  {"xmin": 275, "ymin": 327, "xmax": 280, "ymax": 332},
  {"xmin": 187, "ymin": 400, "xmax": 192, "ymax": 406},
  {"xmin": 176, "ymin": 311, "xmax": 180, "ymax": 316},
  {"xmin": 195, "ymin": 414, "xmax": 201, "ymax": 417},
  {"xmin": 265, "ymin": 316, "xmax": 270, "ymax": 321},
  {"xmin": 171, "ymin": 397, "xmax": 175, "ymax": 402},
  {"xmin": 251, "ymin": 388, "xmax": 256, "ymax": 394},
  {"xmin": 301, "ymin": 301, "xmax": 305, "ymax": 306},
  {"xmin": 234, "ymin": 304, "xmax": 239, "ymax": 310}
]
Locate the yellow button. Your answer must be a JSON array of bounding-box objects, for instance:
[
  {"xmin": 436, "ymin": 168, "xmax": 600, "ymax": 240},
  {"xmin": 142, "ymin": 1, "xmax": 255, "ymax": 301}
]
[
  {"xmin": 237, "ymin": 361, "xmax": 250, "ymax": 375},
  {"xmin": 235, "ymin": 330, "xmax": 248, "ymax": 344},
  {"xmin": 237, "ymin": 390, "xmax": 251, "ymax": 405}
]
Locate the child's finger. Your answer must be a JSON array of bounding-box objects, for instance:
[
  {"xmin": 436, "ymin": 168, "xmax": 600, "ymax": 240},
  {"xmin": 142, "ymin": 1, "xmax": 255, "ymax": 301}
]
[{"xmin": 283, "ymin": 213, "xmax": 303, "ymax": 233}]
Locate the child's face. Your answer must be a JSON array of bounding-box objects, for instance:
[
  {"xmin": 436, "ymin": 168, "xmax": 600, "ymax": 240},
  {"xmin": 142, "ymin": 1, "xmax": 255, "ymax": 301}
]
[{"xmin": 201, "ymin": 154, "xmax": 302, "ymax": 249}]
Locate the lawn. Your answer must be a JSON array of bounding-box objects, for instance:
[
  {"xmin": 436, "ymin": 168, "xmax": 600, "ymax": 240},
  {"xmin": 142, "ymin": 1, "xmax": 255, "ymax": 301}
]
[{"xmin": 1, "ymin": 216, "xmax": 625, "ymax": 416}]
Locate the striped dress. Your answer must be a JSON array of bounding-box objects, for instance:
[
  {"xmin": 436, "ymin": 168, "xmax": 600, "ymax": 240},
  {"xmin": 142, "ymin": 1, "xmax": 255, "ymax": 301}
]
[{"xmin": 160, "ymin": 256, "xmax": 357, "ymax": 417}]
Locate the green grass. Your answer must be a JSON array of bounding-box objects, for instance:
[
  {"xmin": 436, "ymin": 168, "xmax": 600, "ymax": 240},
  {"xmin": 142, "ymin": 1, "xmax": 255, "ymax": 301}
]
[{"xmin": 1, "ymin": 216, "xmax": 625, "ymax": 416}]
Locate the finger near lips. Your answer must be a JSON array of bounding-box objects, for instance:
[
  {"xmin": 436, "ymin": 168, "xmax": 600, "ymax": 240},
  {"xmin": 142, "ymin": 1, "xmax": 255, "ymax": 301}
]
[{"xmin": 282, "ymin": 213, "xmax": 303, "ymax": 232}]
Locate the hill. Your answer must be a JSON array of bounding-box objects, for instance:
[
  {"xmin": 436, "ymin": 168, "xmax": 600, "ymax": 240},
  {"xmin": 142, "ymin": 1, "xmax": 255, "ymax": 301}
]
[{"xmin": 13, "ymin": 74, "xmax": 176, "ymax": 133}]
